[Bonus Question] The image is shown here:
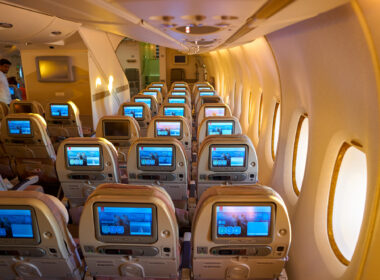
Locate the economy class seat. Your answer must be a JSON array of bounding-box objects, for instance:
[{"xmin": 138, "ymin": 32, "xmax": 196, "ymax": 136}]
[
  {"xmin": 79, "ymin": 183, "xmax": 180, "ymax": 279},
  {"xmin": 45, "ymin": 101, "xmax": 83, "ymax": 150},
  {"xmin": 132, "ymin": 94, "xmax": 159, "ymax": 117},
  {"xmin": 0, "ymin": 191, "xmax": 82, "ymax": 279},
  {"xmin": 194, "ymin": 89, "xmax": 217, "ymax": 106},
  {"xmin": 0, "ymin": 113, "xmax": 58, "ymax": 185},
  {"xmin": 192, "ymin": 185, "xmax": 291, "ymax": 280},
  {"xmin": 197, "ymin": 115, "xmax": 243, "ymax": 150},
  {"xmin": 9, "ymin": 100, "xmax": 45, "ymax": 117},
  {"xmin": 0, "ymin": 101, "xmax": 9, "ymax": 121},
  {"xmin": 196, "ymin": 135, "xmax": 258, "ymax": 199},
  {"xmin": 147, "ymin": 115, "xmax": 192, "ymax": 160},
  {"xmin": 192, "ymin": 83, "xmax": 213, "ymax": 100},
  {"xmin": 118, "ymin": 101, "xmax": 151, "ymax": 137},
  {"xmin": 196, "ymin": 103, "xmax": 232, "ymax": 129},
  {"xmin": 96, "ymin": 115, "xmax": 140, "ymax": 179},
  {"xmin": 165, "ymin": 95, "xmax": 191, "ymax": 108},
  {"xmin": 148, "ymin": 82, "xmax": 167, "ymax": 98},
  {"xmin": 127, "ymin": 137, "xmax": 189, "ymax": 209},
  {"xmin": 159, "ymin": 103, "xmax": 192, "ymax": 127},
  {"xmin": 141, "ymin": 88, "xmax": 163, "ymax": 106},
  {"xmin": 194, "ymin": 95, "xmax": 223, "ymax": 116},
  {"xmin": 168, "ymin": 89, "xmax": 191, "ymax": 99},
  {"xmin": 56, "ymin": 137, "xmax": 120, "ymax": 207},
  {"xmin": 0, "ymin": 103, "xmax": 15, "ymax": 179}
]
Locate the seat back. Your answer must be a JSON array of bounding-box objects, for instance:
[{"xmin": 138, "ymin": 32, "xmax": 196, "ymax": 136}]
[
  {"xmin": 197, "ymin": 135, "xmax": 258, "ymax": 198},
  {"xmin": 1, "ymin": 114, "xmax": 57, "ymax": 184},
  {"xmin": 46, "ymin": 101, "xmax": 83, "ymax": 139},
  {"xmin": 118, "ymin": 102, "xmax": 151, "ymax": 137},
  {"xmin": 159, "ymin": 103, "xmax": 192, "ymax": 128},
  {"xmin": 10, "ymin": 100, "xmax": 44, "ymax": 116},
  {"xmin": 197, "ymin": 116, "xmax": 242, "ymax": 149},
  {"xmin": 171, "ymin": 85, "xmax": 190, "ymax": 93},
  {"xmin": 95, "ymin": 115, "xmax": 140, "ymax": 175},
  {"xmin": 192, "ymin": 83, "xmax": 213, "ymax": 100},
  {"xmin": 148, "ymin": 82, "xmax": 168, "ymax": 97},
  {"xmin": 0, "ymin": 191, "xmax": 82, "ymax": 279},
  {"xmin": 56, "ymin": 137, "xmax": 121, "ymax": 206},
  {"xmin": 172, "ymin": 81, "xmax": 188, "ymax": 88},
  {"xmin": 0, "ymin": 101, "xmax": 9, "ymax": 121},
  {"xmin": 147, "ymin": 116, "xmax": 192, "ymax": 159},
  {"xmin": 132, "ymin": 94, "xmax": 159, "ymax": 117},
  {"xmin": 168, "ymin": 89, "xmax": 191, "ymax": 99},
  {"xmin": 165, "ymin": 95, "xmax": 191, "ymax": 108},
  {"xmin": 192, "ymin": 185, "xmax": 291, "ymax": 280},
  {"xmin": 79, "ymin": 183, "xmax": 180, "ymax": 279},
  {"xmin": 197, "ymin": 103, "xmax": 232, "ymax": 127},
  {"xmin": 142, "ymin": 89, "xmax": 163, "ymax": 106},
  {"xmin": 195, "ymin": 95, "xmax": 223, "ymax": 115},
  {"xmin": 194, "ymin": 89, "xmax": 217, "ymax": 106},
  {"xmin": 127, "ymin": 137, "xmax": 189, "ymax": 208}
]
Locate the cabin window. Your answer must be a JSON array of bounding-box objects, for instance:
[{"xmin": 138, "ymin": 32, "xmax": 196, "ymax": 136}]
[
  {"xmin": 292, "ymin": 115, "xmax": 309, "ymax": 195},
  {"xmin": 248, "ymin": 91, "xmax": 253, "ymax": 124},
  {"xmin": 258, "ymin": 93, "xmax": 263, "ymax": 137},
  {"xmin": 271, "ymin": 102, "xmax": 281, "ymax": 160},
  {"xmin": 327, "ymin": 143, "xmax": 367, "ymax": 265}
]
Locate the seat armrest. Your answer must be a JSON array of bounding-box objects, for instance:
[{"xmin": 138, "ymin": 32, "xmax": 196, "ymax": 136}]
[{"xmin": 181, "ymin": 232, "xmax": 192, "ymax": 280}]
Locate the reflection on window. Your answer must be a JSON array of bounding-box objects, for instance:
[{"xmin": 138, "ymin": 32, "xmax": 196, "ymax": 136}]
[
  {"xmin": 271, "ymin": 102, "xmax": 281, "ymax": 160},
  {"xmin": 292, "ymin": 115, "xmax": 309, "ymax": 195},
  {"xmin": 328, "ymin": 143, "xmax": 367, "ymax": 265},
  {"xmin": 258, "ymin": 93, "xmax": 263, "ymax": 137}
]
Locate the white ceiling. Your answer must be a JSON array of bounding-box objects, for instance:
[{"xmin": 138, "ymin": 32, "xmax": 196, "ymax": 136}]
[{"xmin": 0, "ymin": 0, "xmax": 350, "ymax": 53}]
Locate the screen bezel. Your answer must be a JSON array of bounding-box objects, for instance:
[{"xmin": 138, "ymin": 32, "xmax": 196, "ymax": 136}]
[
  {"xmin": 102, "ymin": 120, "xmax": 131, "ymax": 140},
  {"xmin": 154, "ymin": 120, "xmax": 183, "ymax": 140},
  {"xmin": 163, "ymin": 106, "xmax": 185, "ymax": 117},
  {"xmin": 93, "ymin": 202, "xmax": 158, "ymax": 244},
  {"xmin": 123, "ymin": 105, "xmax": 144, "ymax": 120},
  {"xmin": 134, "ymin": 98, "xmax": 152, "ymax": 109},
  {"xmin": 49, "ymin": 103, "xmax": 70, "ymax": 119},
  {"xmin": 64, "ymin": 144, "xmax": 104, "ymax": 171},
  {"xmin": 137, "ymin": 144, "xmax": 176, "ymax": 171},
  {"xmin": 204, "ymin": 106, "xmax": 226, "ymax": 117},
  {"xmin": 206, "ymin": 120, "xmax": 235, "ymax": 136},
  {"xmin": 209, "ymin": 144, "xmax": 248, "ymax": 172},
  {"xmin": 6, "ymin": 119, "xmax": 33, "ymax": 138},
  {"xmin": 211, "ymin": 202, "xmax": 275, "ymax": 244},
  {"xmin": 168, "ymin": 97, "xmax": 186, "ymax": 104},
  {"xmin": 0, "ymin": 205, "xmax": 40, "ymax": 245}
]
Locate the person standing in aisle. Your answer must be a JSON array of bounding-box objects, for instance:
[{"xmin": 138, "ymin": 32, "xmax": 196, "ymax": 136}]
[{"xmin": 0, "ymin": 59, "xmax": 12, "ymax": 105}]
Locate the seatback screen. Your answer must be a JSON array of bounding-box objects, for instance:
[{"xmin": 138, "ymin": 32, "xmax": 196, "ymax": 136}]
[
  {"xmin": 14, "ymin": 104, "xmax": 32, "ymax": 113},
  {"xmin": 164, "ymin": 107, "xmax": 184, "ymax": 117},
  {"xmin": 138, "ymin": 145, "xmax": 174, "ymax": 170},
  {"xmin": 97, "ymin": 206, "xmax": 153, "ymax": 236},
  {"xmin": 207, "ymin": 121, "xmax": 234, "ymax": 136},
  {"xmin": 152, "ymin": 83, "xmax": 163, "ymax": 87},
  {"xmin": 168, "ymin": 98, "xmax": 185, "ymax": 104},
  {"xmin": 174, "ymin": 83, "xmax": 186, "ymax": 86},
  {"xmin": 66, "ymin": 146, "xmax": 101, "ymax": 167},
  {"xmin": 200, "ymin": 91, "xmax": 215, "ymax": 96},
  {"xmin": 210, "ymin": 146, "xmax": 246, "ymax": 168},
  {"xmin": 215, "ymin": 205, "xmax": 272, "ymax": 237},
  {"xmin": 142, "ymin": 91, "xmax": 157, "ymax": 99},
  {"xmin": 9, "ymin": 87, "xmax": 15, "ymax": 96},
  {"xmin": 171, "ymin": 91, "xmax": 186, "ymax": 96},
  {"xmin": 50, "ymin": 104, "xmax": 69, "ymax": 117},
  {"xmin": 124, "ymin": 106, "xmax": 143, "ymax": 119},
  {"xmin": 0, "ymin": 209, "xmax": 34, "ymax": 238},
  {"xmin": 198, "ymin": 87, "xmax": 212, "ymax": 91},
  {"xmin": 173, "ymin": 87, "xmax": 187, "ymax": 91},
  {"xmin": 205, "ymin": 107, "xmax": 225, "ymax": 117},
  {"xmin": 7, "ymin": 120, "xmax": 32, "ymax": 136},
  {"xmin": 135, "ymin": 98, "xmax": 151, "ymax": 109},
  {"xmin": 103, "ymin": 121, "xmax": 129, "ymax": 137},
  {"xmin": 148, "ymin": 87, "xmax": 162, "ymax": 93},
  {"xmin": 155, "ymin": 121, "xmax": 181, "ymax": 137}
]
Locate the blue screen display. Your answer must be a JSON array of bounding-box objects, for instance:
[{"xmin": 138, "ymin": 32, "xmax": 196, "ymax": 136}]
[
  {"xmin": 211, "ymin": 146, "xmax": 246, "ymax": 167},
  {"xmin": 9, "ymin": 87, "xmax": 15, "ymax": 96},
  {"xmin": 173, "ymin": 87, "xmax": 186, "ymax": 91},
  {"xmin": 143, "ymin": 91, "xmax": 157, "ymax": 99},
  {"xmin": 0, "ymin": 209, "xmax": 34, "ymax": 238},
  {"xmin": 205, "ymin": 107, "xmax": 225, "ymax": 117},
  {"xmin": 66, "ymin": 146, "xmax": 101, "ymax": 167},
  {"xmin": 50, "ymin": 104, "xmax": 69, "ymax": 117},
  {"xmin": 7, "ymin": 120, "xmax": 32, "ymax": 135},
  {"xmin": 174, "ymin": 83, "xmax": 186, "ymax": 86},
  {"xmin": 138, "ymin": 146, "xmax": 173, "ymax": 167},
  {"xmin": 124, "ymin": 106, "xmax": 143, "ymax": 118},
  {"xmin": 171, "ymin": 91, "xmax": 186, "ymax": 96},
  {"xmin": 135, "ymin": 98, "xmax": 151, "ymax": 109},
  {"xmin": 148, "ymin": 87, "xmax": 162, "ymax": 93},
  {"xmin": 164, "ymin": 107, "xmax": 184, "ymax": 116},
  {"xmin": 198, "ymin": 87, "xmax": 212, "ymax": 91},
  {"xmin": 216, "ymin": 206, "xmax": 271, "ymax": 237},
  {"xmin": 200, "ymin": 91, "xmax": 215, "ymax": 96},
  {"xmin": 207, "ymin": 121, "xmax": 234, "ymax": 135},
  {"xmin": 97, "ymin": 207, "xmax": 153, "ymax": 236},
  {"xmin": 152, "ymin": 83, "xmax": 163, "ymax": 87},
  {"xmin": 168, "ymin": 98, "xmax": 185, "ymax": 104},
  {"xmin": 156, "ymin": 121, "xmax": 181, "ymax": 137}
]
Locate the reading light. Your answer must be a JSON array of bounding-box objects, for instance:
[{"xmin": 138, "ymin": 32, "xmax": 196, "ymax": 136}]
[
  {"xmin": 108, "ymin": 76, "xmax": 114, "ymax": 92},
  {"xmin": 96, "ymin": 77, "xmax": 102, "ymax": 88},
  {"xmin": 185, "ymin": 26, "xmax": 190, "ymax": 34}
]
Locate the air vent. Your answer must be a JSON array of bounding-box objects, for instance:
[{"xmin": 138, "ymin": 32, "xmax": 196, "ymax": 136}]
[
  {"xmin": 213, "ymin": 15, "xmax": 238, "ymax": 20},
  {"xmin": 175, "ymin": 25, "xmax": 220, "ymax": 35}
]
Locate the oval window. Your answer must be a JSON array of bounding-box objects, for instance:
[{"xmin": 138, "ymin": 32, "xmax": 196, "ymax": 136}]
[
  {"xmin": 328, "ymin": 143, "xmax": 367, "ymax": 265},
  {"xmin": 258, "ymin": 93, "xmax": 263, "ymax": 137},
  {"xmin": 271, "ymin": 102, "xmax": 281, "ymax": 160},
  {"xmin": 292, "ymin": 116, "xmax": 309, "ymax": 195}
]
